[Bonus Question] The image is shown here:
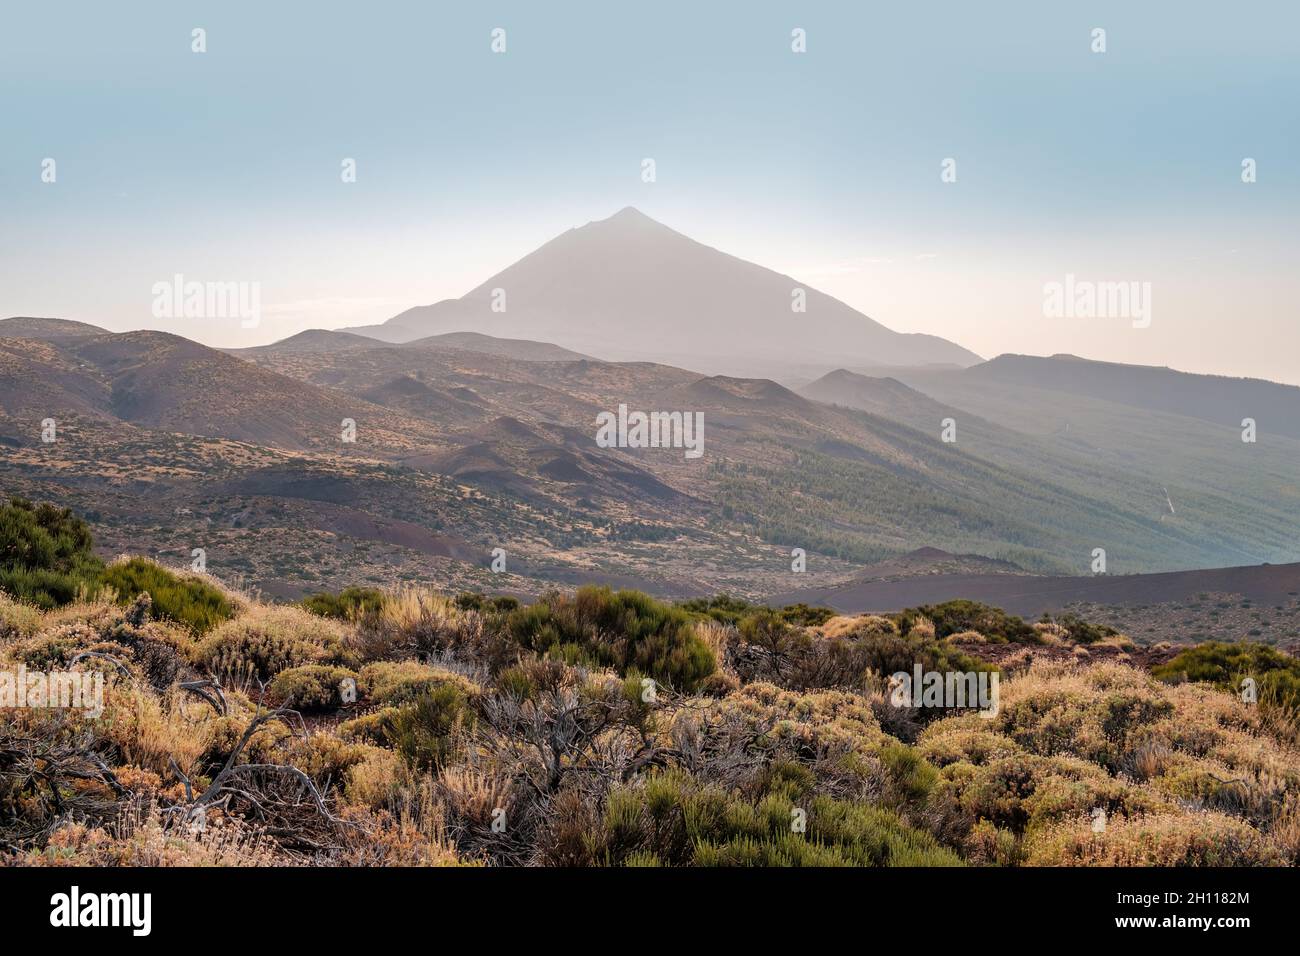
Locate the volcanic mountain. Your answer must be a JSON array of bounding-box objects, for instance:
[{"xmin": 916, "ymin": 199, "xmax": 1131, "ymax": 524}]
[{"xmin": 343, "ymin": 207, "xmax": 981, "ymax": 373}]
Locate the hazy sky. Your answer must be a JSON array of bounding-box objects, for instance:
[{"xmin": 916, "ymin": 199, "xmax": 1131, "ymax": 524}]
[{"xmin": 2, "ymin": 1, "xmax": 1297, "ymax": 382}]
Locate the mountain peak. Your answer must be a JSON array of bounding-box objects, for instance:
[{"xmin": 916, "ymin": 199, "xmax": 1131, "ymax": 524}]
[
  {"xmin": 345, "ymin": 210, "xmax": 982, "ymax": 371},
  {"xmin": 586, "ymin": 205, "xmax": 669, "ymax": 233},
  {"xmin": 606, "ymin": 205, "xmax": 653, "ymax": 222}
]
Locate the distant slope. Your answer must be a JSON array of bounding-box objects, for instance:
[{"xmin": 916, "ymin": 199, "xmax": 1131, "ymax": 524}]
[
  {"xmin": 236, "ymin": 329, "xmax": 386, "ymax": 354},
  {"xmin": 238, "ymin": 329, "xmax": 590, "ymax": 363},
  {"xmin": 0, "ymin": 337, "xmax": 117, "ymax": 422},
  {"xmin": 969, "ymin": 354, "xmax": 1300, "ymax": 441},
  {"xmin": 876, "ymin": 361, "xmax": 1300, "ymax": 549},
  {"xmin": 405, "ymin": 331, "xmax": 591, "ymax": 362},
  {"xmin": 800, "ymin": 368, "xmax": 953, "ymax": 421},
  {"xmin": 344, "ymin": 207, "xmax": 980, "ymax": 371},
  {"xmin": 0, "ymin": 316, "xmax": 108, "ymax": 342},
  {"xmin": 0, "ymin": 330, "xmax": 421, "ymax": 451},
  {"xmin": 770, "ymin": 560, "xmax": 1300, "ymax": 619},
  {"xmin": 801, "ymin": 366, "xmax": 1300, "ymax": 571},
  {"xmin": 9, "ymin": 325, "xmax": 1299, "ymax": 588}
]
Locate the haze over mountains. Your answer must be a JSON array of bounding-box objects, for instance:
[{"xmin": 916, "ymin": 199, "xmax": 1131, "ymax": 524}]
[{"xmin": 343, "ymin": 207, "xmax": 982, "ymax": 375}]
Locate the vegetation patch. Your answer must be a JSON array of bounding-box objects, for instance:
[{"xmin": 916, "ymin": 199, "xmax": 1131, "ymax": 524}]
[
  {"xmin": 506, "ymin": 586, "xmax": 716, "ymax": 692},
  {"xmin": 101, "ymin": 557, "xmax": 234, "ymax": 634}
]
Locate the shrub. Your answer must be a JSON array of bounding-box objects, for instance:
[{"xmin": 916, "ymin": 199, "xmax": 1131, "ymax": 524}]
[
  {"xmin": 281, "ymin": 733, "xmax": 374, "ymax": 787},
  {"xmin": 678, "ymin": 595, "xmax": 835, "ymax": 628},
  {"xmin": 777, "ymin": 603, "xmax": 836, "ymax": 627},
  {"xmin": 356, "ymin": 589, "xmax": 511, "ymax": 669},
  {"xmin": 196, "ymin": 605, "xmax": 351, "ymax": 682},
  {"xmin": 301, "ymin": 586, "xmax": 387, "ymax": 619},
  {"xmin": 897, "ymin": 600, "xmax": 1038, "ymax": 644},
  {"xmin": 737, "ymin": 608, "xmax": 805, "ymax": 668},
  {"xmin": 454, "ymin": 592, "xmax": 520, "ymax": 614},
  {"xmin": 697, "ymin": 682, "xmax": 888, "ymax": 761},
  {"xmin": 1026, "ymin": 812, "xmax": 1283, "ymax": 866},
  {"xmin": 601, "ymin": 771, "xmax": 962, "ymax": 866},
  {"xmin": 343, "ymin": 747, "xmax": 405, "ymax": 809},
  {"xmin": 506, "ymin": 586, "xmax": 716, "ymax": 692},
  {"xmin": 1040, "ymin": 612, "xmax": 1118, "ymax": 645},
  {"xmin": 0, "ymin": 593, "xmax": 44, "ymax": 644},
  {"xmin": 358, "ymin": 661, "xmax": 480, "ymax": 708},
  {"xmin": 340, "ymin": 685, "xmax": 475, "ymax": 772},
  {"xmin": 101, "ymin": 558, "xmax": 233, "ymax": 634},
  {"xmin": 15, "ymin": 811, "xmax": 278, "ymax": 867},
  {"xmin": 0, "ymin": 497, "xmax": 104, "ymax": 608},
  {"xmin": 1153, "ymin": 641, "xmax": 1300, "ymax": 712},
  {"xmin": 268, "ymin": 664, "xmax": 359, "ymax": 711},
  {"xmin": 677, "ymin": 594, "xmax": 756, "ymax": 625}
]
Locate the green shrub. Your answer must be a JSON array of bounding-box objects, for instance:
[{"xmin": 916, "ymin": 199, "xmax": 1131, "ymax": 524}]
[
  {"xmin": 879, "ymin": 743, "xmax": 941, "ymax": 804},
  {"xmin": 268, "ymin": 665, "xmax": 359, "ymax": 711},
  {"xmin": 1153, "ymin": 641, "xmax": 1300, "ymax": 711},
  {"xmin": 1042, "ymin": 612, "xmax": 1119, "ymax": 645},
  {"xmin": 854, "ymin": 630, "xmax": 992, "ymax": 682},
  {"xmin": 358, "ymin": 661, "xmax": 478, "ymax": 707},
  {"xmin": 677, "ymin": 595, "xmax": 834, "ymax": 628},
  {"xmin": 898, "ymin": 600, "xmax": 1038, "ymax": 644},
  {"xmin": 301, "ymin": 586, "xmax": 386, "ymax": 619},
  {"xmin": 737, "ymin": 608, "xmax": 805, "ymax": 663},
  {"xmin": 506, "ymin": 586, "xmax": 716, "ymax": 692},
  {"xmin": 101, "ymin": 558, "xmax": 233, "ymax": 634},
  {"xmin": 0, "ymin": 497, "xmax": 103, "ymax": 608},
  {"xmin": 341, "ymin": 685, "xmax": 475, "ymax": 771},
  {"xmin": 777, "ymin": 603, "xmax": 836, "ymax": 627},
  {"xmin": 677, "ymin": 594, "xmax": 756, "ymax": 625},
  {"xmin": 454, "ymin": 592, "xmax": 520, "ymax": 614},
  {"xmin": 602, "ymin": 771, "xmax": 961, "ymax": 867}
]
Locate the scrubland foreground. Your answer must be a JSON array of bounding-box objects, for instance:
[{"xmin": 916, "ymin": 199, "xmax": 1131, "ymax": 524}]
[{"xmin": 3, "ymin": 498, "xmax": 1299, "ymax": 869}]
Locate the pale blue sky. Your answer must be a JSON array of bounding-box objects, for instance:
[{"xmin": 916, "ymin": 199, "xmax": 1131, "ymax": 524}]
[{"xmin": 2, "ymin": 1, "xmax": 1297, "ymax": 381}]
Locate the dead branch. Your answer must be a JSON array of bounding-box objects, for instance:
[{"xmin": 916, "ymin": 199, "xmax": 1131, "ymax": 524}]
[
  {"xmin": 69, "ymin": 651, "xmax": 132, "ymax": 678},
  {"xmin": 178, "ymin": 678, "xmax": 227, "ymax": 716}
]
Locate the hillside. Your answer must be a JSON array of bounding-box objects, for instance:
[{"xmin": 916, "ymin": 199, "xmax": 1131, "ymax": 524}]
[
  {"xmin": 968, "ymin": 354, "xmax": 1300, "ymax": 441},
  {"xmin": 0, "ymin": 330, "xmax": 432, "ymax": 452},
  {"xmin": 236, "ymin": 329, "xmax": 387, "ymax": 354},
  {"xmin": 0, "ymin": 316, "xmax": 109, "ymax": 342},
  {"xmin": 800, "ymin": 367, "xmax": 1300, "ymax": 570},
  {"xmin": 248, "ymin": 331, "xmax": 1291, "ymax": 574},
  {"xmin": 405, "ymin": 331, "xmax": 592, "ymax": 362},
  {"xmin": 5, "ymin": 325, "xmax": 1300, "ymax": 601}
]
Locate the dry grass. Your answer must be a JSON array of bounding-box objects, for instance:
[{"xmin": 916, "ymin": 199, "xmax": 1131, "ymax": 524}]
[
  {"xmin": 1027, "ymin": 811, "xmax": 1283, "ymax": 866},
  {"xmin": 11, "ymin": 803, "xmax": 279, "ymax": 867}
]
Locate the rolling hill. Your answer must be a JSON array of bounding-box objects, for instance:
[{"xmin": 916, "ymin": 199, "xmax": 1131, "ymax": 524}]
[
  {"xmin": 0, "ymin": 330, "xmax": 432, "ymax": 452},
  {"xmin": 0, "ymin": 316, "xmax": 109, "ymax": 342},
  {"xmin": 4, "ymin": 321, "xmax": 1299, "ymax": 603},
  {"xmin": 963, "ymin": 354, "xmax": 1300, "ymax": 440}
]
